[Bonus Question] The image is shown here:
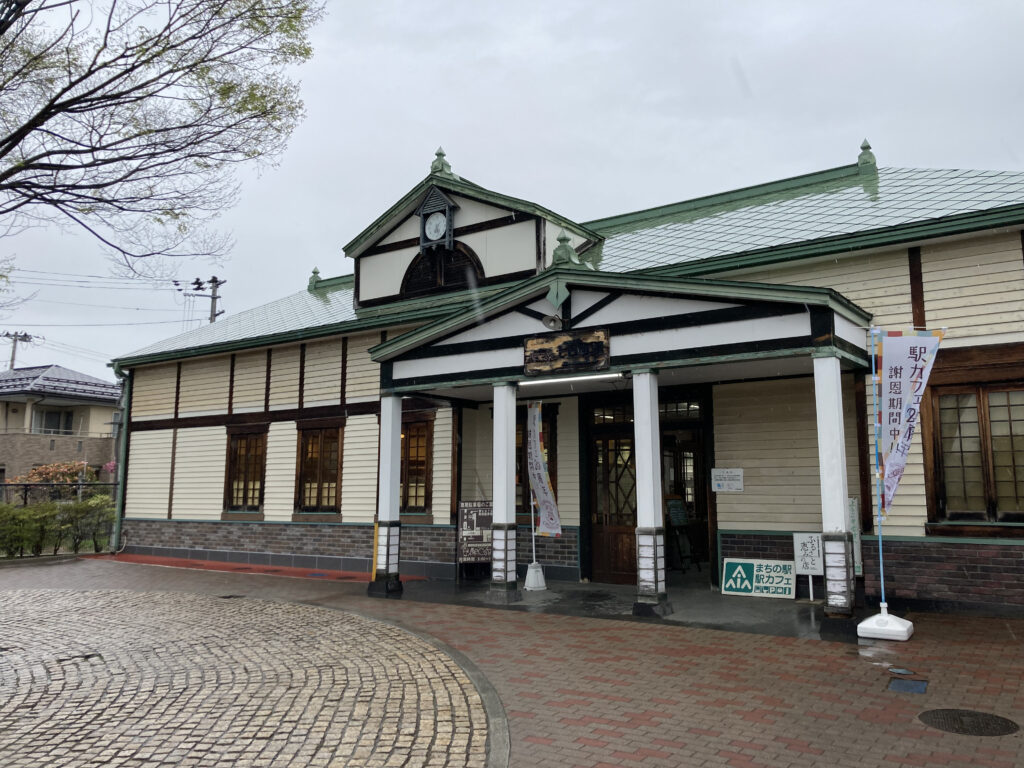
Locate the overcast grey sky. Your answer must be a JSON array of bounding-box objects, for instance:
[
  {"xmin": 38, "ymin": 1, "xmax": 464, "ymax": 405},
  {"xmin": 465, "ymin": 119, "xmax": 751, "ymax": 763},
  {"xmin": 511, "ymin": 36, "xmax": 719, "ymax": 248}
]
[{"xmin": 6, "ymin": 1, "xmax": 1024, "ymax": 381}]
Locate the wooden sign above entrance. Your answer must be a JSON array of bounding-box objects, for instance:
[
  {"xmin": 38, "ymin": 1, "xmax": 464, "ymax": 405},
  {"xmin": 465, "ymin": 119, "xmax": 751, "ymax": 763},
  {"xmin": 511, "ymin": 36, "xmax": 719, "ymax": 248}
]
[{"xmin": 524, "ymin": 329, "xmax": 610, "ymax": 376}]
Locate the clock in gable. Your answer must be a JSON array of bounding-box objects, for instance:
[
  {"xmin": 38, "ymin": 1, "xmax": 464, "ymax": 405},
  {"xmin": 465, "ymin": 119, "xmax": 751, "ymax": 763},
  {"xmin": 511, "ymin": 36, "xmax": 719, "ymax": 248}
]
[{"xmin": 417, "ymin": 186, "xmax": 457, "ymax": 251}]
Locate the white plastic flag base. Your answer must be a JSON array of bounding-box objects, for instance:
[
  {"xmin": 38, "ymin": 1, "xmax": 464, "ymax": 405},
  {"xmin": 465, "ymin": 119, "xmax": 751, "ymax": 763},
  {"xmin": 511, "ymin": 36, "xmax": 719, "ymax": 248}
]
[
  {"xmin": 857, "ymin": 603, "xmax": 914, "ymax": 641},
  {"xmin": 524, "ymin": 562, "xmax": 547, "ymax": 591}
]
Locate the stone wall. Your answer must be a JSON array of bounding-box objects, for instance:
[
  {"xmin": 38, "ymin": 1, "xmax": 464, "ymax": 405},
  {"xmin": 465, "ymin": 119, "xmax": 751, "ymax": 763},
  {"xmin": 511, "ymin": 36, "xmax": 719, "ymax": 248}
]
[{"xmin": 0, "ymin": 434, "xmax": 116, "ymax": 480}]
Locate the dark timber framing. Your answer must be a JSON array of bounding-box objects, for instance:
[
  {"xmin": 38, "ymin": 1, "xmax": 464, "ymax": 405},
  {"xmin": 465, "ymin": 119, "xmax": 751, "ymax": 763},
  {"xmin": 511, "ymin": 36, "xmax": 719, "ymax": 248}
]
[{"xmin": 908, "ymin": 246, "xmax": 925, "ymax": 329}]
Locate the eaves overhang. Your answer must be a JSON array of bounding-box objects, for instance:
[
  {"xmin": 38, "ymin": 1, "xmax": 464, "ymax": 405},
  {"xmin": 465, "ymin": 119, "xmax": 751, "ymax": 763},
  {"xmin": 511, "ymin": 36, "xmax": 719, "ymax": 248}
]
[
  {"xmin": 112, "ymin": 290, "xmax": 503, "ymax": 371},
  {"xmin": 370, "ymin": 267, "xmax": 872, "ymax": 363},
  {"xmin": 343, "ymin": 172, "xmax": 602, "ymax": 260},
  {"xmin": 641, "ymin": 202, "xmax": 1024, "ymax": 279}
]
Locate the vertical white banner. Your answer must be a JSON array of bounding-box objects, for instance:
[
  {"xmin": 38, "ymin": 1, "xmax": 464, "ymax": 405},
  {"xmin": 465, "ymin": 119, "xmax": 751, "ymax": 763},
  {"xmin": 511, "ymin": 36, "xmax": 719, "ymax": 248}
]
[
  {"xmin": 879, "ymin": 332, "xmax": 943, "ymax": 511},
  {"xmin": 527, "ymin": 402, "xmax": 561, "ymax": 537}
]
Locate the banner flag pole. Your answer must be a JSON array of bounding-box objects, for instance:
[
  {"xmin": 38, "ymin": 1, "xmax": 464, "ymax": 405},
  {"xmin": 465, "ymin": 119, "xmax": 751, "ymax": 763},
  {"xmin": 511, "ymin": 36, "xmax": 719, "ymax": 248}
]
[{"xmin": 858, "ymin": 327, "xmax": 944, "ymax": 641}]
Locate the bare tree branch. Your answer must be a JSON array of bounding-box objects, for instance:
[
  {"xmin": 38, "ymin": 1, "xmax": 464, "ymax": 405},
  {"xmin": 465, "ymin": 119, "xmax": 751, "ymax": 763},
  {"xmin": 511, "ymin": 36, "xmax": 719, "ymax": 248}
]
[{"xmin": 0, "ymin": 0, "xmax": 324, "ymax": 268}]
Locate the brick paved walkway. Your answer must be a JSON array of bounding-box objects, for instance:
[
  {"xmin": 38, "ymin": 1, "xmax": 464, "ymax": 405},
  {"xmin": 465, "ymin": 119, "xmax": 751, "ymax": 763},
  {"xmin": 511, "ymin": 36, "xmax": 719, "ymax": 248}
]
[
  {"xmin": 0, "ymin": 587, "xmax": 487, "ymax": 768},
  {"xmin": 2, "ymin": 559, "xmax": 1024, "ymax": 768}
]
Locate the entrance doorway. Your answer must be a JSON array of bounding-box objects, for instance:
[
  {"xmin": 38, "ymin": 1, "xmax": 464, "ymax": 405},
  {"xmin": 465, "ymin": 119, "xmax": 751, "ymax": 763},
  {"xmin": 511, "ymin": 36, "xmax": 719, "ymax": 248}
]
[{"xmin": 585, "ymin": 391, "xmax": 711, "ymax": 585}]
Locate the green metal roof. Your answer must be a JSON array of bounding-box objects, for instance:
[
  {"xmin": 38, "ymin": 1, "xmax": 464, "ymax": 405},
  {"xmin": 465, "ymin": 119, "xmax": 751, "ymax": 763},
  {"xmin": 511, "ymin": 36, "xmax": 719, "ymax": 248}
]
[
  {"xmin": 113, "ymin": 275, "xmax": 513, "ymax": 368},
  {"xmin": 587, "ymin": 165, "xmax": 1024, "ymax": 274}
]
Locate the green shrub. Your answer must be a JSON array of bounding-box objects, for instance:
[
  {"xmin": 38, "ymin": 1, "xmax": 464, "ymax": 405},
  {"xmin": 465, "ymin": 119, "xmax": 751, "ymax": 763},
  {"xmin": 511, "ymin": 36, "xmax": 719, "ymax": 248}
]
[
  {"xmin": 59, "ymin": 495, "xmax": 115, "ymax": 554},
  {"xmin": 0, "ymin": 504, "xmax": 32, "ymax": 558}
]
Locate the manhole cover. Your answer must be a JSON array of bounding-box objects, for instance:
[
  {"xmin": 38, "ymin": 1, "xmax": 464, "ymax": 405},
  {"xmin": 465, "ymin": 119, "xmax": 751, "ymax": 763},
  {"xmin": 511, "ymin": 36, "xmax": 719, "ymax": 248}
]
[{"xmin": 919, "ymin": 709, "xmax": 1020, "ymax": 736}]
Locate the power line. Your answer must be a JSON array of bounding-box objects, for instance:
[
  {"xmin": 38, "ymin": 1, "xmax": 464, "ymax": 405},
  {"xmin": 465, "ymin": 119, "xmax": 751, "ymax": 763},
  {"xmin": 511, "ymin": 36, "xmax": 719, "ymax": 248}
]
[
  {"xmin": 11, "ymin": 268, "xmax": 153, "ymax": 282},
  {"xmin": 29, "ymin": 298, "xmax": 186, "ymax": 312},
  {"xmin": 13, "ymin": 319, "xmax": 201, "ymax": 329},
  {"xmin": 12, "ymin": 279, "xmax": 179, "ymax": 291}
]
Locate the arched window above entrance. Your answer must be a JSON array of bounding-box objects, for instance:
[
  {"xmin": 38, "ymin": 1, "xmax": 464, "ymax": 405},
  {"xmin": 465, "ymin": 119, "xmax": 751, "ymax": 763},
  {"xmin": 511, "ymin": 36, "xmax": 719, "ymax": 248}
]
[{"xmin": 401, "ymin": 242, "xmax": 484, "ymax": 299}]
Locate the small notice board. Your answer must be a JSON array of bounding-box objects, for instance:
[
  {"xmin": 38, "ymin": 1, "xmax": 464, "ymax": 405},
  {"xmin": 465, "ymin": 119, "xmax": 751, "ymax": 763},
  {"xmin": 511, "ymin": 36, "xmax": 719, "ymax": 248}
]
[
  {"xmin": 721, "ymin": 558, "xmax": 795, "ymax": 599},
  {"xmin": 793, "ymin": 533, "xmax": 823, "ymax": 576},
  {"xmin": 711, "ymin": 468, "xmax": 743, "ymax": 492},
  {"xmin": 457, "ymin": 501, "xmax": 492, "ymax": 563}
]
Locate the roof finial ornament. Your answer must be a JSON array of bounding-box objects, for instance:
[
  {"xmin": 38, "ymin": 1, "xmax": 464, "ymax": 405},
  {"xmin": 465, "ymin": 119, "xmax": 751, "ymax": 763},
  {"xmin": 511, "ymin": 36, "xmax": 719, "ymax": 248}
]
[
  {"xmin": 551, "ymin": 229, "xmax": 577, "ymax": 267},
  {"xmin": 308, "ymin": 266, "xmax": 320, "ymax": 291},
  {"xmin": 858, "ymin": 139, "xmax": 876, "ymax": 169},
  {"xmin": 431, "ymin": 146, "xmax": 453, "ymax": 176}
]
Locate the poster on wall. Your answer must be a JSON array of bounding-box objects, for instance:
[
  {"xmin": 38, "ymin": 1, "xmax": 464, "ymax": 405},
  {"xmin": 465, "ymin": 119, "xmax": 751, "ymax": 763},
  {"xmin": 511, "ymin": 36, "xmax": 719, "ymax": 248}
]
[{"xmin": 711, "ymin": 468, "xmax": 743, "ymax": 492}]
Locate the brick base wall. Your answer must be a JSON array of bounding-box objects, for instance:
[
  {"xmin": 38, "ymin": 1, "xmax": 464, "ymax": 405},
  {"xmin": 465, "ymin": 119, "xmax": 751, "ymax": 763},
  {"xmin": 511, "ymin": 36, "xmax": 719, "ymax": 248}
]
[
  {"xmin": 719, "ymin": 532, "xmax": 822, "ymax": 599},
  {"xmin": 121, "ymin": 519, "xmax": 581, "ymax": 581},
  {"xmin": 719, "ymin": 533, "xmax": 794, "ymax": 562},
  {"xmin": 863, "ymin": 538, "xmax": 1024, "ymax": 608}
]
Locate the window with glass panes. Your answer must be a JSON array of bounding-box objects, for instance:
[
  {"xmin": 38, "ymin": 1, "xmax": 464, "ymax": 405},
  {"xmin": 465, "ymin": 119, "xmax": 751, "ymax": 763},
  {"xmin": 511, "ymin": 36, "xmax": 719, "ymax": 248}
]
[
  {"xmin": 934, "ymin": 385, "xmax": 1024, "ymax": 523},
  {"xmin": 225, "ymin": 431, "xmax": 266, "ymax": 511},
  {"xmin": 400, "ymin": 419, "xmax": 432, "ymax": 514},
  {"xmin": 297, "ymin": 427, "xmax": 341, "ymax": 512}
]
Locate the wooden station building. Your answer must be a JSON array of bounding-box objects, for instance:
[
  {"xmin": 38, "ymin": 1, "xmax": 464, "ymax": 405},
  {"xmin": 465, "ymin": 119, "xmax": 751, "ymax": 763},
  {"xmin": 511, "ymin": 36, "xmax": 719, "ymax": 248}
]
[{"xmin": 113, "ymin": 144, "xmax": 1024, "ymax": 615}]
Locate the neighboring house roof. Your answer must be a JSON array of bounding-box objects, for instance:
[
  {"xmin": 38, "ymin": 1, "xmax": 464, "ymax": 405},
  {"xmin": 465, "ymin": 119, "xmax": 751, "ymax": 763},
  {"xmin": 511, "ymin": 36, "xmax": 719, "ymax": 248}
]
[
  {"xmin": 116, "ymin": 147, "xmax": 1024, "ymax": 367},
  {"xmin": 587, "ymin": 163, "xmax": 1024, "ymax": 276},
  {"xmin": 0, "ymin": 365, "xmax": 121, "ymax": 402}
]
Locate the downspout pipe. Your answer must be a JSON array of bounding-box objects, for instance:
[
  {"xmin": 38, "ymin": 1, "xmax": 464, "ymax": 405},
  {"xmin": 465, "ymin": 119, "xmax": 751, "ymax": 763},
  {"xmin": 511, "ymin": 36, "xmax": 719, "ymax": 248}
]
[{"xmin": 110, "ymin": 364, "xmax": 132, "ymax": 553}]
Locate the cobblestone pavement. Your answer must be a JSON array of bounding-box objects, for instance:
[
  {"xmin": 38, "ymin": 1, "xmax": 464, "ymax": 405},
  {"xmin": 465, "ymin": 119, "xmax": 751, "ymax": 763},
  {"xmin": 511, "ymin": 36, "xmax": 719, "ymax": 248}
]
[
  {"xmin": 3, "ymin": 559, "xmax": 1024, "ymax": 768},
  {"xmin": 0, "ymin": 588, "xmax": 488, "ymax": 768}
]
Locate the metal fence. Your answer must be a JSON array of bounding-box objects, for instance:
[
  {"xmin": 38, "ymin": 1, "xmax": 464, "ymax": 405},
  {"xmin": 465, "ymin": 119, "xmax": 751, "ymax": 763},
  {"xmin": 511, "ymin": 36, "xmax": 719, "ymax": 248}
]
[{"xmin": 0, "ymin": 482, "xmax": 118, "ymax": 507}]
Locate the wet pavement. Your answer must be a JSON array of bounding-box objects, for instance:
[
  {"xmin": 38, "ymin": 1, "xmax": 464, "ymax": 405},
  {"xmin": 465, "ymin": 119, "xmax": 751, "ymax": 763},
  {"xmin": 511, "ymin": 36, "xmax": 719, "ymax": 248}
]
[{"xmin": 2, "ymin": 557, "xmax": 1024, "ymax": 768}]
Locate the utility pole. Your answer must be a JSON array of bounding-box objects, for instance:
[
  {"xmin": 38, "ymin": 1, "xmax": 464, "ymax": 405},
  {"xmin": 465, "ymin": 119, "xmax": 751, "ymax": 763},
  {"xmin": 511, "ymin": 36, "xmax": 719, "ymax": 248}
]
[
  {"xmin": 173, "ymin": 276, "xmax": 226, "ymax": 324},
  {"xmin": 208, "ymin": 276, "xmax": 225, "ymax": 323},
  {"xmin": 2, "ymin": 331, "xmax": 34, "ymax": 369}
]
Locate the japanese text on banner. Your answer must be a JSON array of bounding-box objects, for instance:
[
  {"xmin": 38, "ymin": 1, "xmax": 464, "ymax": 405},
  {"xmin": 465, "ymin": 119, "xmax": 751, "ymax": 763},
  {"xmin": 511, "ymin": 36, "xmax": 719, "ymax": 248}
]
[
  {"xmin": 527, "ymin": 402, "xmax": 561, "ymax": 537},
  {"xmin": 878, "ymin": 331, "xmax": 943, "ymax": 512}
]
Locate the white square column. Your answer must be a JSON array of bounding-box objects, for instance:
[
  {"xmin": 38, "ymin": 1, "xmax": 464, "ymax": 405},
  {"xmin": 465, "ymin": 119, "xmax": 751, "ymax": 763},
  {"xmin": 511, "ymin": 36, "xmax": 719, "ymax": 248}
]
[
  {"xmin": 369, "ymin": 394, "xmax": 403, "ymax": 598},
  {"xmin": 632, "ymin": 370, "xmax": 672, "ymax": 617},
  {"xmin": 488, "ymin": 382, "xmax": 521, "ymax": 603},
  {"xmin": 813, "ymin": 355, "xmax": 854, "ymax": 615}
]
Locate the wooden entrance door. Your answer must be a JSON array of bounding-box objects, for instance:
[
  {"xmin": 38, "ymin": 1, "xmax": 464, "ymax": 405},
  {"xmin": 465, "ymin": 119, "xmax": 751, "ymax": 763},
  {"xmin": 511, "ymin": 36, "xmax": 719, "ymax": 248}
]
[{"xmin": 591, "ymin": 434, "xmax": 638, "ymax": 584}]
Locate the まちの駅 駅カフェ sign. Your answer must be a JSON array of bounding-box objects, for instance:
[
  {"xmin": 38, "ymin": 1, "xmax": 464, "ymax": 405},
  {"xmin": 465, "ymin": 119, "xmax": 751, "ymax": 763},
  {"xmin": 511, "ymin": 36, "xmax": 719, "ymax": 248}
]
[{"xmin": 524, "ymin": 329, "xmax": 610, "ymax": 376}]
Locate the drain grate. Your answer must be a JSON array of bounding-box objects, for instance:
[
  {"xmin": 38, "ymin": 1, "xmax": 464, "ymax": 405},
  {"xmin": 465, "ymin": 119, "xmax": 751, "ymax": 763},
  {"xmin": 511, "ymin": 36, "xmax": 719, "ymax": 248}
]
[
  {"xmin": 919, "ymin": 709, "xmax": 1020, "ymax": 736},
  {"xmin": 888, "ymin": 678, "xmax": 927, "ymax": 694}
]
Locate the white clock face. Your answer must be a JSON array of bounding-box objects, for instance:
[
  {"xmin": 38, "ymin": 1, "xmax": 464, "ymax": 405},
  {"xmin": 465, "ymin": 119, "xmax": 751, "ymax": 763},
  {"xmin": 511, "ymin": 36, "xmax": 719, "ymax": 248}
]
[{"xmin": 424, "ymin": 212, "xmax": 447, "ymax": 241}]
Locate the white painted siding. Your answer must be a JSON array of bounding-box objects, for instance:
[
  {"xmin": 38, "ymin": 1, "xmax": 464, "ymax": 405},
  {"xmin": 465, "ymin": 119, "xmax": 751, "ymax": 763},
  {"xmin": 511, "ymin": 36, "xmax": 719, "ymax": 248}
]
[
  {"xmin": 171, "ymin": 427, "xmax": 226, "ymax": 520},
  {"xmin": 346, "ymin": 332, "xmax": 381, "ymax": 402},
  {"xmin": 723, "ymin": 248, "xmax": 912, "ymax": 330},
  {"xmin": 263, "ymin": 421, "xmax": 297, "ymax": 522},
  {"xmin": 460, "ymin": 407, "xmax": 493, "ymax": 501},
  {"xmin": 341, "ymin": 413, "xmax": 379, "ymax": 523},
  {"xmin": 554, "ymin": 398, "xmax": 581, "ymax": 527},
  {"xmin": 451, "ymin": 195, "xmax": 510, "ymax": 225},
  {"xmin": 131, "ymin": 364, "xmax": 177, "ymax": 420},
  {"xmin": 177, "ymin": 356, "xmax": 230, "ymax": 417},
  {"xmin": 125, "ymin": 430, "xmax": 174, "ymax": 518},
  {"xmin": 713, "ymin": 376, "xmax": 859, "ymax": 532},
  {"xmin": 359, "ymin": 249, "xmax": 418, "ymax": 301},
  {"xmin": 431, "ymin": 408, "xmax": 454, "ymax": 523},
  {"xmin": 303, "ymin": 339, "xmax": 343, "ymax": 407},
  {"xmin": 460, "ymin": 221, "xmax": 536, "ymax": 277},
  {"xmin": 268, "ymin": 345, "xmax": 301, "ymax": 411},
  {"xmin": 232, "ymin": 351, "xmax": 266, "ymax": 413},
  {"xmin": 922, "ymin": 231, "xmax": 1024, "ymax": 347},
  {"xmin": 378, "ymin": 215, "xmax": 419, "ymax": 246}
]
